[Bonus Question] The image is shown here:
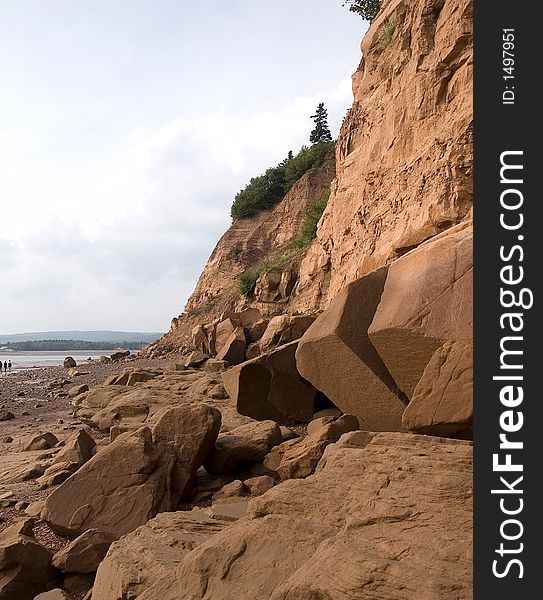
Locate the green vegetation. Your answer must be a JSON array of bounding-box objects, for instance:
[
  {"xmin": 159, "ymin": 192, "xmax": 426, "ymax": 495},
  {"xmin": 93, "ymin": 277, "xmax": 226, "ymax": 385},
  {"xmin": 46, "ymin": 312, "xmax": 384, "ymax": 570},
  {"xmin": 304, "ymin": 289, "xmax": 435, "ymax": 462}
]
[
  {"xmin": 3, "ymin": 340, "xmax": 147, "ymax": 351},
  {"xmin": 238, "ymin": 269, "xmax": 260, "ymax": 296},
  {"xmin": 230, "ymin": 105, "xmax": 335, "ymax": 222},
  {"xmin": 228, "ymin": 242, "xmax": 243, "ymax": 259},
  {"xmin": 342, "ymin": 0, "xmax": 381, "ymax": 21},
  {"xmin": 378, "ymin": 18, "xmax": 398, "ymax": 47},
  {"xmin": 310, "ymin": 103, "xmax": 333, "ymax": 144},
  {"xmin": 230, "ymin": 141, "xmax": 334, "ymax": 221},
  {"xmin": 292, "ymin": 189, "xmax": 331, "ymax": 250},
  {"xmin": 237, "ymin": 188, "xmax": 331, "ymax": 297}
]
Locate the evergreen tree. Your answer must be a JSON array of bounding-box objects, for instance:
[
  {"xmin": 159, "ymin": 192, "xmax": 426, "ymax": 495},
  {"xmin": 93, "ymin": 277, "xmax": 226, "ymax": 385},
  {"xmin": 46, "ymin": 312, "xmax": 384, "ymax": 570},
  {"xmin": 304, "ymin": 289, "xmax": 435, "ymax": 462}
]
[
  {"xmin": 310, "ymin": 103, "xmax": 332, "ymax": 144},
  {"xmin": 287, "ymin": 150, "xmax": 294, "ymax": 161}
]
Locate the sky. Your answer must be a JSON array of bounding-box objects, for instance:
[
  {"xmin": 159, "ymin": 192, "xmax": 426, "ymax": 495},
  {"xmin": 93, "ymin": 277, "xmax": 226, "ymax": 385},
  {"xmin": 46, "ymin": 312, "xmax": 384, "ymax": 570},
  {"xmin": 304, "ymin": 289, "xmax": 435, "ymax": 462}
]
[{"xmin": 0, "ymin": 0, "xmax": 367, "ymax": 334}]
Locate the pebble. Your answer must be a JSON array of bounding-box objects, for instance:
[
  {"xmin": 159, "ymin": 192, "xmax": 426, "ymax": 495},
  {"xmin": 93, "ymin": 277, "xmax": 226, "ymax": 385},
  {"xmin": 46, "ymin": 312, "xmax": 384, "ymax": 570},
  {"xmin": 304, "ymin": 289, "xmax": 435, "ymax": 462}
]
[{"xmin": 0, "ymin": 490, "xmax": 15, "ymax": 500}]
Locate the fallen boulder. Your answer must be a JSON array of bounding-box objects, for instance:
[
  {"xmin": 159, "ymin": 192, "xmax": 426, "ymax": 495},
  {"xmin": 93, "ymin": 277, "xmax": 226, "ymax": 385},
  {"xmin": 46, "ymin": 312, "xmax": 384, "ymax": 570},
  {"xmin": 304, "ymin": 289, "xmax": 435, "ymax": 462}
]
[
  {"xmin": 42, "ymin": 427, "xmax": 176, "ymax": 538},
  {"xmin": 216, "ymin": 326, "xmax": 247, "ymax": 365},
  {"xmin": 368, "ymin": 223, "xmax": 473, "ymax": 397},
  {"xmin": 296, "ymin": 266, "xmax": 406, "ymax": 431},
  {"xmin": 151, "ymin": 404, "xmax": 221, "ymax": 501},
  {"xmin": 52, "ymin": 529, "xmax": 114, "ymax": 573},
  {"xmin": 52, "ymin": 429, "xmax": 95, "ymax": 467},
  {"xmin": 222, "ymin": 341, "xmax": 318, "ymax": 422},
  {"xmin": 110, "ymin": 349, "xmax": 130, "ymax": 362},
  {"xmin": 265, "ymin": 414, "xmax": 359, "ymax": 480},
  {"xmin": 402, "ymin": 339, "xmax": 473, "ymax": 438},
  {"xmin": 258, "ymin": 315, "xmax": 316, "ymax": 353},
  {"xmin": 0, "ymin": 519, "xmax": 58, "ymax": 600},
  {"xmin": 91, "ymin": 510, "xmax": 228, "ymax": 600},
  {"xmin": 204, "ymin": 420, "xmax": 282, "ymax": 474},
  {"xmin": 184, "ymin": 350, "xmax": 208, "ymax": 368},
  {"xmin": 63, "ymin": 356, "xmax": 76, "ymax": 368}
]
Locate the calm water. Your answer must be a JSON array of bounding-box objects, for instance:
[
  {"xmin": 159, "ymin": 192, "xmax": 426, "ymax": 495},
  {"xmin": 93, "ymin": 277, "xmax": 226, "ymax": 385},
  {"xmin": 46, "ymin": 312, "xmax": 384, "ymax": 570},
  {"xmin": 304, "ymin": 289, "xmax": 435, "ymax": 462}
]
[{"xmin": 0, "ymin": 350, "xmax": 129, "ymax": 372}]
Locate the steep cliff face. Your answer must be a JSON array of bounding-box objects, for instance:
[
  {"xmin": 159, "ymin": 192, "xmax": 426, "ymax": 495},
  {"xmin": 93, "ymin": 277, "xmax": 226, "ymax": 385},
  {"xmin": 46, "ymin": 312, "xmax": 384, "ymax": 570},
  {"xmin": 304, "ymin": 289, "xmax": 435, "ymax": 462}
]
[
  {"xmin": 293, "ymin": 0, "xmax": 472, "ymax": 311},
  {"xmin": 150, "ymin": 0, "xmax": 472, "ymax": 354}
]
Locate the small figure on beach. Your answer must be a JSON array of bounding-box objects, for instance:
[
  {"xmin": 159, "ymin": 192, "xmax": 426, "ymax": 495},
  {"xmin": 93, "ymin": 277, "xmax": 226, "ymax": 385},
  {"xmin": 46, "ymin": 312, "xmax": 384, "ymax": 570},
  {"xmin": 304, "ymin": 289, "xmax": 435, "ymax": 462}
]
[
  {"xmin": 8, "ymin": 360, "xmax": 12, "ymax": 372},
  {"xmin": 3, "ymin": 361, "xmax": 7, "ymax": 374}
]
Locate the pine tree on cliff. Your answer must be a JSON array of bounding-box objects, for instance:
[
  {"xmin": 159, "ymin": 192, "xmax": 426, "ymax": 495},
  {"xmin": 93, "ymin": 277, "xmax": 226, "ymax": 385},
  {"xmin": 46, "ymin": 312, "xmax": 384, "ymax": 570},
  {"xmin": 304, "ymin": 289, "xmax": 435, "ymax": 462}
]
[{"xmin": 310, "ymin": 103, "xmax": 332, "ymax": 145}]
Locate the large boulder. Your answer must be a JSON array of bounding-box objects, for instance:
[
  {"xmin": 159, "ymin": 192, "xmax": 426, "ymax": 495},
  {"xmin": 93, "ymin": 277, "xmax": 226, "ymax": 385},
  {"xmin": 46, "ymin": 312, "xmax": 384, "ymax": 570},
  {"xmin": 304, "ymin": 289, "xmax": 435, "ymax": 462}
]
[
  {"xmin": 368, "ymin": 222, "xmax": 473, "ymax": 398},
  {"xmin": 52, "ymin": 529, "xmax": 114, "ymax": 573},
  {"xmin": 168, "ymin": 433, "xmax": 473, "ymax": 599},
  {"xmin": 258, "ymin": 315, "xmax": 316, "ymax": 353},
  {"xmin": 264, "ymin": 414, "xmax": 359, "ymax": 480},
  {"xmin": 63, "ymin": 356, "xmax": 76, "ymax": 368},
  {"xmin": 222, "ymin": 341, "xmax": 318, "ymax": 422},
  {"xmin": 215, "ymin": 318, "xmax": 240, "ymax": 354},
  {"xmin": 110, "ymin": 349, "xmax": 130, "ymax": 362},
  {"xmin": 402, "ymin": 340, "xmax": 473, "ymax": 438},
  {"xmin": 296, "ymin": 267, "xmax": 406, "ymax": 431},
  {"xmin": 215, "ymin": 326, "xmax": 247, "ymax": 365},
  {"xmin": 0, "ymin": 519, "xmax": 58, "ymax": 600},
  {"xmin": 41, "ymin": 427, "xmax": 175, "ymax": 538},
  {"xmin": 204, "ymin": 420, "xmax": 282, "ymax": 474},
  {"xmin": 52, "ymin": 429, "xmax": 96, "ymax": 467},
  {"xmin": 91, "ymin": 510, "xmax": 228, "ymax": 600},
  {"xmin": 151, "ymin": 404, "xmax": 221, "ymax": 501}
]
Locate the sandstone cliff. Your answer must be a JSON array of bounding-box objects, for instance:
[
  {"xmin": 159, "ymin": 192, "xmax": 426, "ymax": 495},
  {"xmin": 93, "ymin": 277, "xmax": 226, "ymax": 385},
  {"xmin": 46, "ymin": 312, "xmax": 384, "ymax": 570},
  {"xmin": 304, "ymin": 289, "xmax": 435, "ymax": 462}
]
[{"xmin": 150, "ymin": 0, "xmax": 472, "ymax": 356}]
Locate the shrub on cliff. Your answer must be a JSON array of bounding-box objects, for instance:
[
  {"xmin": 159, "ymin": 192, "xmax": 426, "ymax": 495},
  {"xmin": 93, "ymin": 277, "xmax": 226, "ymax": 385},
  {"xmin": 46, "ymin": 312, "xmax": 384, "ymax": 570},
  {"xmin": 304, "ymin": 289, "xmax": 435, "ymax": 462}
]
[
  {"xmin": 342, "ymin": 0, "xmax": 381, "ymax": 21},
  {"xmin": 238, "ymin": 269, "xmax": 259, "ymax": 296},
  {"xmin": 230, "ymin": 141, "xmax": 334, "ymax": 222},
  {"xmin": 292, "ymin": 188, "xmax": 331, "ymax": 249}
]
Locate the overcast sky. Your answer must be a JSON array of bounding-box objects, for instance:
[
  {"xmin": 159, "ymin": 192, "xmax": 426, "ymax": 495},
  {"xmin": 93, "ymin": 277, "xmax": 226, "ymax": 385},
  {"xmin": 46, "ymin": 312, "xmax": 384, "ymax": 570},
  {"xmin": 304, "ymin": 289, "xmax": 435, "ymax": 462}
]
[{"xmin": 0, "ymin": 1, "xmax": 366, "ymax": 334}]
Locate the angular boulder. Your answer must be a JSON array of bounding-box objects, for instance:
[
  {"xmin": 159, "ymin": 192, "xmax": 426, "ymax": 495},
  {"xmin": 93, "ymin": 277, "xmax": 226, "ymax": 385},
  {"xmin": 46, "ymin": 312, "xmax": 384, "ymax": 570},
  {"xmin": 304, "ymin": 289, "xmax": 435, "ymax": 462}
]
[
  {"xmin": 402, "ymin": 339, "xmax": 473, "ymax": 438},
  {"xmin": 52, "ymin": 529, "xmax": 114, "ymax": 573},
  {"xmin": 368, "ymin": 223, "xmax": 473, "ymax": 397},
  {"xmin": 151, "ymin": 404, "xmax": 221, "ymax": 501},
  {"xmin": 265, "ymin": 414, "xmax": 359, "ymax": 480},
  {"xmin": 91, "ymin": 510, "xmax": 228, "ymax": 600},
  {"xmin": 204, "ymin": 420, "xmax": 282, "ymax": 474},
  {"xmin": 0, "ymin": 519, "xmax": 58, "ymax": 600},
  {"xmin": 42, "ymin": 427, "xmax": 175, "ymax": 538},
  {"xmin": 258, "ymin": 315, "xmax": 316, "ymax": 353},
  {"xmin": 215, "ymin": 326, "xmax": 246, "ymax": 365},
  {"xmin": 52, "ymin": 429, "xmax": 96, "ymax": 467},
  {"xmin": 184, "ymin": 350, "xmax": 208, "ymax": 368},
  {"xmin": 296, "ymin": 267, "xmax": 406, "ymax": 431},
  {"xmin": 222, "ymin": 341, "xmax": 318, "ymax": 422}
]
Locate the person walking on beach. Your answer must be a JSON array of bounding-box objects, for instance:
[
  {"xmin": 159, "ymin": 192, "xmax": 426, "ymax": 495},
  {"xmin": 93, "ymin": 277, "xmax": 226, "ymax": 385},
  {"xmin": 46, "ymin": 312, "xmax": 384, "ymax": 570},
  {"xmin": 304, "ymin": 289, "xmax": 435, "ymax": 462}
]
[
  {"xmin": 3, "ymin": 361, "xmax": 7, "ymax": 374},
  {"xmin": 8, "ymin": 360, "xmax": 12, "ymax": 373}
]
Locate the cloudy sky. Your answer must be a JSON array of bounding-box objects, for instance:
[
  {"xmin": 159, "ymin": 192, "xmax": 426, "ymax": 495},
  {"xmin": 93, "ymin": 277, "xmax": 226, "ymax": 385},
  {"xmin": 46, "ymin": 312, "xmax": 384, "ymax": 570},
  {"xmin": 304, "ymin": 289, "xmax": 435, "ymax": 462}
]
[{"xmin": 0, "ymin": 1, "xmax": 366, "ymax": 334}]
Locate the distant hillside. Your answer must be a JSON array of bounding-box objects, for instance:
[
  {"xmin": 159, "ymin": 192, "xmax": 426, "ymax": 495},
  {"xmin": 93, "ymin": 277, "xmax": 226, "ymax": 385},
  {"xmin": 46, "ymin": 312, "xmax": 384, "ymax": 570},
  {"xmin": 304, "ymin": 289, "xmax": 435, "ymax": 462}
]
[{"xmin": 0, "ymin": 330, "xmax": 163, "ymax": 344}]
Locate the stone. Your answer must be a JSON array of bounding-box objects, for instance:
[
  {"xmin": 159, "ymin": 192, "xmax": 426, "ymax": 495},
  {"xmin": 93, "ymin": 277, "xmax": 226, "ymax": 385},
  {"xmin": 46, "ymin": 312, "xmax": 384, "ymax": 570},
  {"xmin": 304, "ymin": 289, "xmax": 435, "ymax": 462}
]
[
  {"xmin": 68, "ymin": 368, "xmax": 88, "ymax": 377},
  {"xmin": 25, "ymin": 500, "xmax": 45, "ymax": 517},
  {"xmin": 63, "ymin": 356, "xmax": 77, "ymax": 368},
  {"xmin": 244, "ymin": 475, "xmax": 275, "ymax": 496},
  {"xmin": 0, "ymin": 491, "xmax": 14, "ymax": 499},
  {"xmin": 15, "ymin": 501, "xmax": 29, "ymax": 511},
  {"xmin": 62, "ymin": 573, "xmax": 95, "ymax": 595},
  {"xmin": 37, "ymin": 461, "xmax": 80, "ymax": 487},
  {"xmin": 212, "ymin": 479, "xmax": 245, "ymax": 500},
  {"xmin": 210, "ymin": 498, "xmax": 250, "ymax": 522},
  {"xmin": 204, "ymin": 359, "xmax": 228, "ymax": 373},
  {"xmin": 215, "ymin": 318, "xmax": 239, "ymax": 354},
  {"xmin": 215, "ymin": 326, "xmax": 247, "ymax": 366},
  {"xmin": 110, "ymin": 349, "xmax": 130, "ymax": 361},
  {"xmin": 368, "ymin": 223, "xmax": 473, "ymax": 398},
  {"xmin": 184, "ymin": 350, "xmax": 208, "ymax": 368},
  {"xmin": 127, "ymin": 370, "xmax": 161, "ymax": 386},
  {"xmin": 306, "ymin": 416, "xmax": 335, "ymax": 436},
  {"xmin": 91, "ymin": 510, "xmax": 228, "ymax": 600},
  {"xmin": 99, "ymin": 356, "xmax": 111, "ymax": 364},
  {"xmin": 52, "ymin": 529, "xmax": 114, "ymax": 573},
  {"xmin": 258, "ymin": 315, "xmax": 316, "ymax": 353},
  {"xmin": 0, "ymin": 519, "xmax": 58, "ymax": 600},
  {"xmin": 402, "ymin": 340, "xmax": 473, "ymax": 438},
  {"xmin": 296, "ymin": 267, "xmax": 406, "ymax": 431},
  {"xmin": 0, "ymin": 409, "xmax": 15, "ymax": 421},
  {"xmin": 313, "ymin": 407, "xmax": 342, "ymax": 419},
  {"xmin": 2, "ymin": 436, "xmax": 13, "ymax": 443},
  {"xmin": 42, "ymin": 427, "xmax": 176, "ymax": 538},
  {"xmin": 222, "ymin": 341, "xmax": 318, "ymax": 422},
  {"xmin": 265, "ymin": 415, "xmax": 359, "ymax": 481},
  {"xmin": 204, "ymin": 420, "xmax": 282, "ymax": 474},
  {"xmin": 208, "ymin": 383, "xmax": 227, "ymax": 399},
  {"xmin": 254, "ymin": 270, "xmax": 297, "ymax": 303},
  {"xmin": 279, "ymin": 426, "xmax": 298, "ymax": 441},
  {"xmin": 151, "ymin": 404, "xmax": 221, "ymax": 501},
  {"xmin": 17, "ymin": 432, "xmax": 59, "ymax": 452},
  {"xmin": 109, "ymin": 424, "xmax": 141, "ymax": 442},
  {"xmin": 33, "ymin": 591, "xmax": 70, "ymax": 600},
  {"xmin": 52, "ymin": 429, "xmax": 96, "ymax": 467},
  {"xmin": 169, "ymin": 433, "xmax": 473, "ymax": 600}
]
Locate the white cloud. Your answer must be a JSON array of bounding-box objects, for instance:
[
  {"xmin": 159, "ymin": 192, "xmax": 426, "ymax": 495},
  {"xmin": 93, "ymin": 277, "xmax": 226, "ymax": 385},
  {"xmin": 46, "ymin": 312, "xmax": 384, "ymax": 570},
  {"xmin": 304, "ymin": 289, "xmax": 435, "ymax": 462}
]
[{"xmin": 0, "ymin": 76, "xmax": 353, "ymax": 333}]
